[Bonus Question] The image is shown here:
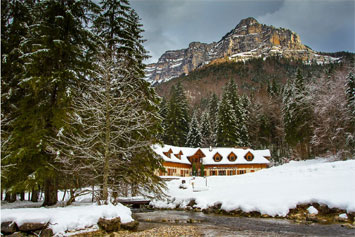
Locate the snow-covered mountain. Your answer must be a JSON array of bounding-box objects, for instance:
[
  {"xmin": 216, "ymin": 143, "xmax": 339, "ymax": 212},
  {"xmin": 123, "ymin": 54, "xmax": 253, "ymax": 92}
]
[{"xmin": 144, "ymin": 17, "xmax": 340, "ymax": 84}]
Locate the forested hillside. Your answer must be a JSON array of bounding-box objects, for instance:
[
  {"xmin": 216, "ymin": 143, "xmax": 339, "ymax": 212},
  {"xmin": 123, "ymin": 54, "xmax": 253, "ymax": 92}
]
[{"xmin": 157, "ymin": 53, "xmax": 355, "ymax": 162}]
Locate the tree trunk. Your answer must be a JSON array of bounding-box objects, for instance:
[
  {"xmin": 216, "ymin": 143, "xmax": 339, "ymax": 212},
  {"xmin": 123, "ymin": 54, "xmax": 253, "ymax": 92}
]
[
  {"xmin": 43, "ymin": 179, "xmax": 57, "ymax": 206},
  {"xmin": 9, "ymin": 193, "xmax": 17, "ymax": 203},
  {"xmin": 92, "ymin": 185, "xmax": 95, "ymax": 203},
  {"xmin": 62, "ymin": 189, "xmax": 67, "ymax": 202},
  {"xmin": 5, "ymin": 192, "xmax": 11, "ymax": 202},
  {"xmin": 102, "ymin": 74, "xmax": 111, "ymax": 203},
  {"xmin": 69, "ymin": 189, "xmax": 76, "ymax": 203},
  {"xmin": 31, "ymin": 187, "xmax": 39, "ymax": 202},
  {"xmin": 20, "ymin": 191, "xmax": 25, "ymax": 201}
]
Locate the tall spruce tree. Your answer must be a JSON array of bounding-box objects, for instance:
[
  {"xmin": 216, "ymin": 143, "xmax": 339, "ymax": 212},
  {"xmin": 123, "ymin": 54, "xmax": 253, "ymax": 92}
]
[
  {"xmin": 282, "ymin": 69, "xmax": 313, "ymax": 159},
  {"xmin": 159, "ymin": 97, "xmax": 169, "ymax": 140},
  {"xmin": 208, "ymin": 93, "xmax": 219, "ymax": 145},
  {"xmin": 226, "ymin": 79, "xmax": 249, "ymax": 146},
  {"xmin": 54, "ymin": 0, "xmax": 164, "ymax": 201},
  {"xmin": 3, "ymin": 0, "xmax": 99, "ymax": 206},
  {"xmin": 200, "ymin": 111, "xmax": 213, "ymax": 147},
  {"xmin": 164, "ymin": 83, "xmax": 190, "ymax": 146},
  {"xmin": 54, "ymin": 50, "xmax": 165, "ymax": 203},
  {"xmin": 186, "ymin": 112, "xmax": 202, "ymax": 147},
  {"xmin": 216, "ymin": 87, "xmax": 240, "ymax": 147},
  {"xmin": 1, "ymin": 0, "xmax": 36, "ymax": 201}
]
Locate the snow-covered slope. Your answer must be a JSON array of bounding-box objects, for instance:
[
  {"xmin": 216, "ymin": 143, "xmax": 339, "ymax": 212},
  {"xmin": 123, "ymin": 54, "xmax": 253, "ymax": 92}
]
[{"xmin": 151, "ymin": 159, "xmax": 355, "ymax": 217}]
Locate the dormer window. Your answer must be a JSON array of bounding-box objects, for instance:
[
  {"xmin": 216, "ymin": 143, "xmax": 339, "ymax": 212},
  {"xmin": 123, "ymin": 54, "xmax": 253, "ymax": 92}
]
[
  {"xmin": 228, "ymin": 152, "xmax": 237, "ymax": 161},
  {"xmin": 174, "ymin": 150, "xmax": 183, "ymax": 160},
  {"xmin": 213, "ymin": 152, "xmax": 222, "ymax": 162},
  {"xmin": 244, "ymin": 151, "xmax": 254, "ymax": 161},
  {"xmin": 163, "ymin": 148, "xmax": 173, "ymax": 158}
]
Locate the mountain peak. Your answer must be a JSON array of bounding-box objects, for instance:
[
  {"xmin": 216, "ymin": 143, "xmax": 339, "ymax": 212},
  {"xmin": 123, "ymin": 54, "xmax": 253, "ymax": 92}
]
[
  {"xmin": 236, "ymin": 17, "xmax": 259, "ymax": 27},
  {"xmin": 144, "ymin": 18, "xmax": 340, "ymax": 84}
]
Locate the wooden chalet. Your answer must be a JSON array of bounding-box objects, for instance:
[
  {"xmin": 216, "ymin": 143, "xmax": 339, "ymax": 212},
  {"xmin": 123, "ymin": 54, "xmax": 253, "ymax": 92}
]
[{"xmin": 153, "ymin": 144, "xmax": 271, "ymax": 177}]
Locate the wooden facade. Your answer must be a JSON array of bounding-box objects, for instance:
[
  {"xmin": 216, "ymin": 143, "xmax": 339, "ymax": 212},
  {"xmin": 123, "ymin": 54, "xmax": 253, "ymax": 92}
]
[{"xmin": 155, "ymin": 145, "xmax": 271, "ymax": 177}]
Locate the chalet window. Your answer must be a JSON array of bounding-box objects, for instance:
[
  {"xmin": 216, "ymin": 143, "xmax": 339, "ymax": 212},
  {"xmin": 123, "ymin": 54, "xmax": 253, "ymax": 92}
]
[
  {"xmin": 228, "ymin": 152, "xmax": 237, "ymax": 161},
  {"xmin": 227, "ymin": 170, "xmax": 235, "ymax": 175},
  {"xmin": 213, "ymin": 153, "xmax": 222, "ymax": 162},
  {"xmin": 210, "ymin": 170, "xmax": 217, "ymax": 176},
  {"xmin": 218, "ymin": 170, "xmax": 226, "ymax": 175},
  {"xmin": 244, "ymin": 151, "xmax": 254, "ymax": 161},
  {"xmin": 237, "ymin": 170, "xmax": 246, "ymax": 175}
]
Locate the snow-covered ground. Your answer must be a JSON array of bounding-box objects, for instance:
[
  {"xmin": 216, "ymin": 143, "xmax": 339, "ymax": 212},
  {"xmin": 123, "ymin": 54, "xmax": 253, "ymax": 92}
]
[
  {"xmin": 151, "ymin": 158, "xmax": 355, "ymax": 217},
  {"xmin": 1, "ymin": 203, "xmax": 133, "ymax": 235}
]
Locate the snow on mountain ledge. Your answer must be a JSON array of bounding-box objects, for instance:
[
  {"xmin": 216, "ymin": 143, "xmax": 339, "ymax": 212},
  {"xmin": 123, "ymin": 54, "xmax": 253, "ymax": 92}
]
[{"xmin": 151, "ymin": 158, "xmax": 355, "ymax": 217}]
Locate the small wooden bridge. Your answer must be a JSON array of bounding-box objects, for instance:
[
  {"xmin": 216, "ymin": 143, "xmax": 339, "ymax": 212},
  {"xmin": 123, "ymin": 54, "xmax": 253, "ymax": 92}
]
[{"xmin": 117, "ymin": 199, "xmax": 151, "ymax": 208}]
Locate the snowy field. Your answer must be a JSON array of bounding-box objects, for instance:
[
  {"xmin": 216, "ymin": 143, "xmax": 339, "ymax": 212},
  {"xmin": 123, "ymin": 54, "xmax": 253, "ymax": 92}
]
[
  {"xmin": 151, "ymin": 158, "xmax": 355, "ymax": 217},
  {"xmin": 1, "ymin": 203, "xmax": 133, "ymax": 235}
]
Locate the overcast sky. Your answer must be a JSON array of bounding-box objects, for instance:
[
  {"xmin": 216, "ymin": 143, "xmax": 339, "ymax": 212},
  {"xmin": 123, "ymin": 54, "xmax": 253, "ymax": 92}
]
[{"xmin": 130, "ymin": 0, "xmax": 355, "ymax": 64}]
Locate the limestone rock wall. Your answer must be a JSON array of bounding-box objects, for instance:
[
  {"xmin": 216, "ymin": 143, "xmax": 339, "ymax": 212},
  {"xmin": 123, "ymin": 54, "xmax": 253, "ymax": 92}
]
[{"xmin": 145, "ymin": 17, "xmax": 340, "ymax": 84}]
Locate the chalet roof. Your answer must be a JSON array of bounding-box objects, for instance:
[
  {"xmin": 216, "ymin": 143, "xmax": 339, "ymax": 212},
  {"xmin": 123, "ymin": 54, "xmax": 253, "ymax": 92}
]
[{"xmin": 152, "ymin": 144, "xmax": 270, "ymax": 165}]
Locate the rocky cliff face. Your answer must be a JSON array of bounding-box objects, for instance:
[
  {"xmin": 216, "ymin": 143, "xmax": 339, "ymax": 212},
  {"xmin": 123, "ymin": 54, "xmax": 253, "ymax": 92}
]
[{"xmin": 144, "ymin": 17, "xmax": 340, "ymax": 84}]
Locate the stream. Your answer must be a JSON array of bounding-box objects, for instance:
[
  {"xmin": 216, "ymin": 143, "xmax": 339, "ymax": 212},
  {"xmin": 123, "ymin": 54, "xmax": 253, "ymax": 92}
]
[{"xmin": 132, "ymin": 210, "xmax": 355, "ymax": 236}]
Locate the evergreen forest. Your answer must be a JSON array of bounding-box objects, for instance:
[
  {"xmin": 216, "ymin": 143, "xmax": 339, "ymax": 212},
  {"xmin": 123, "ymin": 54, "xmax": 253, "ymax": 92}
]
[
  {"xmin": 158, "ymin": 55, "xmax": 355, "ymax": 163},
  {"xmin": 1, "ymin": 0, "xmax": 165, "ymax": 205}
]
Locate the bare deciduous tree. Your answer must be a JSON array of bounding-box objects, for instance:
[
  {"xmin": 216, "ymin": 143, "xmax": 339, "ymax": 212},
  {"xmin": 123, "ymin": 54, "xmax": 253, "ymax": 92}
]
[{"xmin": 51, "ymin": 52, "xmax": 165, "ymax": 203}]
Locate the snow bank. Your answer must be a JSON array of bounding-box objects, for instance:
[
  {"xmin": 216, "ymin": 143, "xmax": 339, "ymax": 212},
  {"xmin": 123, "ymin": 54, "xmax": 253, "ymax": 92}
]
[
  {"xmin": 151, "ymin": 159, "xmax": 355, "ymax": 217},
  {"xmin": 1, "ymin": 203, "xmax": 133, "ymax": 235}
]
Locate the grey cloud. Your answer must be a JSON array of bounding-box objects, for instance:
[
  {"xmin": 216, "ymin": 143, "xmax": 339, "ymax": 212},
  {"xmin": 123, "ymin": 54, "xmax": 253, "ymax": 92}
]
[
  {"xmin": 258, "ymin": 0, "xmax": 355, "ymax": 52},
  {"xmin": 131, "ymin": 0, "xmax": 354, "ymax": 63}
]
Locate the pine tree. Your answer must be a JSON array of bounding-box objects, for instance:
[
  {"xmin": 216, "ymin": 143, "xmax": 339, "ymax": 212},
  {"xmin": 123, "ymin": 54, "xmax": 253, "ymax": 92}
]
[
  {"xmin": 200, "ymin": 164, "xmax": 205, "ymax": 177},
  {"xmin": 53, "ymin": 50, "xmax": 165, "ymax": 203},
  {"xmin": 164, "ymin": 83, "xmax": 190, "ymax": 146},
  {"xmin": 216, "ymin": 87, "xmax": 240, "ymax": 147},
  {"xmin": 65, "ymin": 0, "xmax": 164, "ymax": 201},
  {"xmin": 1, "ymin": 0, "xmax": 36, "ymax": 201},
  {"xmin": 186, "ymin": 112, "xmax": 201, "ymax": 147},
  {"xmin": 3, "ymin": 0, "xmax": 99, "ymax": 206},
  {"xmin": 225, "ymin": 79, "xmax": 249, "ymax": 146},
  {"xmin": 200, "ymin": 111, "xmax": 213, "ymax": 147},
  {"xmin": 159, "ymin": 97, "xmax": 169, "ymax": 140},
  {"xmin": 208, "ymin": 93, "xmax": 219, "ymax": 145},
  {"xmin": 282, "ymin": 69, "xmax": 313, "ymax": 159},
  {"xmin": 192, "ymin": 163, "xmax": 197, "ymax": 176},
  {"xmin": 238, "ymin": 94, "xmax": 251, "ymax": 146}
]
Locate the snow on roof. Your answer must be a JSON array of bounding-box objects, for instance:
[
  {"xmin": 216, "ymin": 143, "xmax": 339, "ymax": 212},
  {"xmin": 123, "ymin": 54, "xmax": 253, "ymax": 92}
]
[{"xmin": 152, "ymin": 144, "xmax": 270, "ymax": 165}]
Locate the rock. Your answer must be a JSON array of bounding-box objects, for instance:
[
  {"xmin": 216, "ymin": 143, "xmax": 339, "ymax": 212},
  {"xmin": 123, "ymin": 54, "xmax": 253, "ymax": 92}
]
[
  {"xmin": 97, "ymin": 217, "xmax": 121, "ymax": 233},
  {"xmin": 34, "ymin": 228, "xmax": 53, "ymax": 237},
  {"xmin": 18, "ymin": 222, "xmax": 48, "ymax": 232},
  {"xmin": 145, "ymin": 17, "xmax": 339, "ymax": 84},
  {"xmin": 120, "ymin": 221, "xmax": 139, "ymax": 231},
  {"xmin": 187, "ymin": 199, "xmax": 196, "ymax": 207},
  {"xmin": 306, "ymin": 215, "xmax": 318, "ymax": 222},
  {"xmin": 335, "ymin": 213, "xmax": 349, "ymax": 222},
  {"xmin": 1, "ymin": 221, "xmax": 18, "ymax": 234},
  {"xmin": 7, "ymin": 232, "xmax": 25, "ymax": 237}
]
